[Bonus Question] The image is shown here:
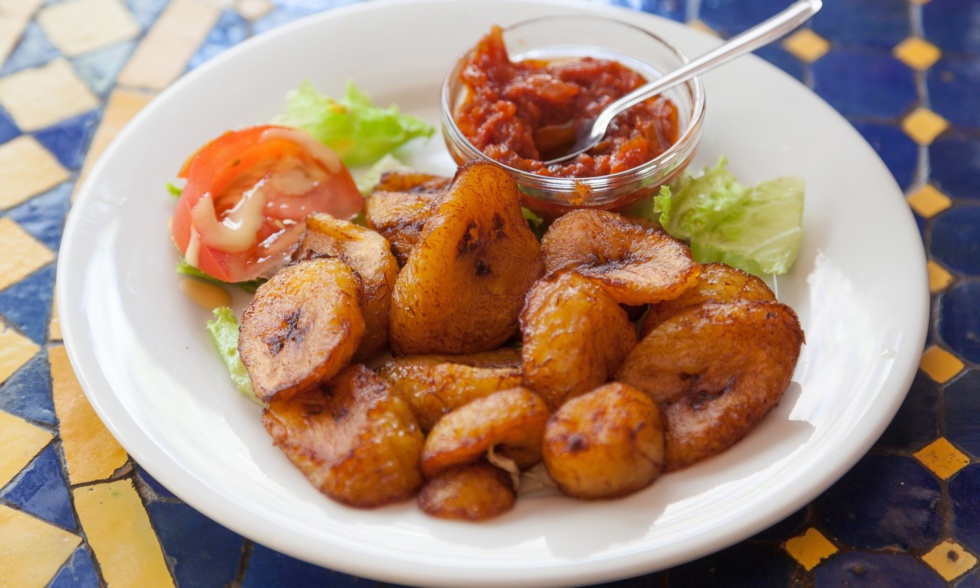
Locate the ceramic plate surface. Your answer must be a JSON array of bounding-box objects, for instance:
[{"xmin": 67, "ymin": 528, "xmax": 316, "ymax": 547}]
[{"xmin": 58, "ymin": 1, "xmax": 929, "ymax": 586}]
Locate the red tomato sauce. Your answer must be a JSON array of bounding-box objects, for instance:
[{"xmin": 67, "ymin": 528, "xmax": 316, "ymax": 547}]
[{"xmin": 453, "ymin": 26, "xmax": 680, "ymax": 178}]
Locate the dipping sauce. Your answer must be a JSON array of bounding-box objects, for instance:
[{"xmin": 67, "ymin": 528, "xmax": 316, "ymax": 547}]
[{"xmin": 453, "ymin": 26, "xmax": 680, "ymax": 179}]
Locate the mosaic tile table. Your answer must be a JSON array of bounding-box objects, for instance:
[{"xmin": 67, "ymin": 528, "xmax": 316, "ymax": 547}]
[{"xmin": 0, "ymin": 0, "xmax": 977, "ymax": 586}]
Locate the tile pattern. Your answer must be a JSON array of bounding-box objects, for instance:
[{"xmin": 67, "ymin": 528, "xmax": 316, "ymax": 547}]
[{"xmin": 0, "ymin": 0, "xmax": 977, "ymax": 586}]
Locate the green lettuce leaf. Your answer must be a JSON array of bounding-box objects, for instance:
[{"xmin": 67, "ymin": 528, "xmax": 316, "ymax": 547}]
[
  {"xmin": 353, "ymin": 153, "xmax": 413, "ymax": 195},
  {"xmin": 273, "ymin": 80, "xmax": 434, "ymax": 166},
  {"xmin": 653, "ymin": 157, "xmax": 804, "ymax": 276},
  {"xmin": 205, "ymin": 307, "xmax": 260, "ymax": 404}
]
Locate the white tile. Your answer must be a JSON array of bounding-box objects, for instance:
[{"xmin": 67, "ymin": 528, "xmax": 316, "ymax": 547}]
[{"xmin": 0, "ymin": 58, "xmax": 99, "ymax": 131}]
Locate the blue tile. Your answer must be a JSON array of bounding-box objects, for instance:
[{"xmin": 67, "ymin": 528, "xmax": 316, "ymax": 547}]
[
  {"xmin": 813, "ymin": 551, "xmax": 947, "ymax": 588},
  {"xmin": 0, "ymin": 22, "xmax": 59, "ymax": 77},
  {"xmin": 810, "ymin": 0, "xmax": 910, "ymax": 49},
  {"xmin": 928, "ymin": 55, "xmax": 980, "ymax": 130},
  {"xmin": 0, "ymin": 445, "xmax": 76, "ymax": 532},
  {"xmin": 243, "ymin": 543, "xmax": 369, "ymax": 588},
  {"xmin": 34, "ymin": 111, "xmax": 100, "ymax": 171},
  {"xmin": 665, "ymin": 540, "xmax": 798, "ymax": 586},
  {"xmin": 598, "ymin": 0, "xmax": 686, "ymax": 22},
  {"xmin": 146, "ymin": 501, "xmax": 246, "ymax": 588},
  {"xmin": 875, "ymin": 372, "xmax": 940, "ymax": 453},
  {"xmin": 188, "ymin": 11, "xmax": 248, "ymax": 71},
  {"xmin": 0, "ymin": 352, "xmax": 56, "ymax": 425},
  {"xmin": 72, "ymin": 42, "xmax": 137, "ymax": 98},
  {"xmin": 6, "ymin": 182, "xmax": 72, "ymax": 252},
  {"xmin": 125, "ymin": 0, "xmax": 170, "ymax": 30},
  {"xmin": 698, "ymin": 0, "xmax": 790, "ymax": 38},
  {"xmin": 923, "ymin": 0, "xmax": 980, "ymax": 55},
  {"xmin": 938, "ymin": 282, "xmax": 980, "ymax": 364},
  {"xmin": 812, "ymin": 49, "xmax": 916, "ymax": 120},
  {"xmin": 850, "ymin": 121, "xmax": 918, "ymax": 190},
  {"xmin": 945, "ymin": 369, "xmax": 980, "ymax": 458},
  {"xmin": 813, "ymin": 454, "xmax": 942, "ymax": 550},
  {"xmin": 48, "ymin": 546, "xmax": 100, "ymax": 588},
  {"xmin": 931, "ymin": 205, "xmax": 980, "ymax": 276},
  {"xmin": 754, "ymin": 44, "xmax": 805, "ymax": 82},
  {"xmin": 255, "ymin": 1, "xmax": 357, "ymax": 34},
  {"xmin": 931, "ymin": 131, "xmax": 980, "ymax": 200},
  {"xmin": 0, "ymin": 108, "xmax": 19, "ymax": 146},
  {"xmin": 950, "ymin": 463, "xmax": 980, "ymax": 554},
  {"xmin": 584, "ymin": 571, "xmax": 668, "ymax": 587},
  {"xmin": 135, "ymin": 464, "xmax": 179, "ymax": 500},
  {"xmin": 958, "ymin": 571, "xmax": 980, "ymax": 588},
  {"xmin": 0, "ymin": 263, "xmax": 55, "ymax": 343}
]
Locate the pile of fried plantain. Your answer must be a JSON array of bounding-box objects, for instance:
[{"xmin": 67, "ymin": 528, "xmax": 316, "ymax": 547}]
[{"xmin": 233, "ymin": 161, "xmax": 805, "ymax": 521}]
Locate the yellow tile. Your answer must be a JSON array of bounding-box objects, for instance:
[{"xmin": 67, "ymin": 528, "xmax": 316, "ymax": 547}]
[
  {"xmin": 117, "ymin": 0, "xmax": 221, "ymax": 91},
  {"xmin": 919, "ymin": 345, "xmax": 964, "ymax": 383},
  {"xmin": 0, "ymin": 505, "xmax": 81, "ymax": 588},
  {"xmin": 0, "ymin": 217, "xmax": 54, "ymax": 292},
  {"xmin": 37, "ymin": 0, "xmax": 140, "ymax": 57},
  {"xmin": 74, "ymin": 88, "xmax": 154, "ymax": 201},
  {"xmin": 894, "ymin": 37, "xmax": 942, "ymax": 71},
  {"xmin": 922, "ymin": 539, "xmax": 978, "ymax": 581},
  {"xmin": 0, "ymin": 409, "xmax": 52, "ymax": 487},
  {"xmin": 907, "ymin": 183, "xmax": 952, "ymax": 218},
  {"xmin": 915, "ymin": 438, "xmax": 971, "ymax": 480},
  {"xmin": 782, "ymin": 29, "xmax": 831, "ymax": 63},
  {"xmin": 685, "ymin": 19, "xmax": 720, "ymax": 38},
  {"xmin": 50, "ymin": 345, "xmax": 129, "ymax": 484},
  {"xmin": 902, "ymin": 107, "xmax": 949, "ymax": 145},
  {"xmin": 0, "ymin": 15, "xmax": 26, "ymax": 66},
  {"xmin": 0, "ymin": 135, "xmax": 70, "ymax": 209},
  {"xmin": 73, "ymin": 480, "xmax": 176, "ymax": 588},
  {"xmin": 784, "ymin": 527, "xmax": 838, "ymax": 571},
  {"xmin": 236, "ymin": 0, "xmax": 272, "ymax": 20},
  {"xmin": 928, "ymin": 260, "xmax": 954, "ymax": 293},
  {"xmin": 0, "ymin": 58, "xmax": 99, "ymax": 132},
  {"xmin": 0, "ymin": 0, "xmax": 45, "ymax": 18},
  {"xmin": 0, "ymin": 323, "xmax": 40, "ymax": 386}
]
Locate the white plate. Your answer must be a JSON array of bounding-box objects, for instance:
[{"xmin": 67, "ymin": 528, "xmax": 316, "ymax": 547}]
[{"xmin": 58, "ymin": 1, "xmax": 929, "ymax": 586}]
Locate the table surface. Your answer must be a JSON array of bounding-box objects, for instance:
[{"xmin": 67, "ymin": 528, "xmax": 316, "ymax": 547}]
[{"xmin": 1, "ymin": 0, "xmax": 978, "ymax": 586}]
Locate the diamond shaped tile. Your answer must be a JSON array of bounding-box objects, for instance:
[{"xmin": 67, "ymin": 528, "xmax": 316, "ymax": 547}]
[
  {"xmin": 922, "ymin": 539, "xmax": 978, "ymax": 581},
  {"xmin": 37, "ymin": 0, "xmax": 140, "ymax": 57},
  {"xmin": 0, "ymin": 409, "xmax": 51, "ymax": 487},
  {"xmin": 0, "ymin": 505, "xmax": 80, "ymax": 588},
  {"xmin": 0, "ymin": 58, "xmax": 99, "ymax": 132},
  {"xmin": 784, "ymin": 528, "xmax": 838, "ymax": 571},
  {"xmin": 902, "ymin": 107, "xmax": 949, "ymax": 145},
  {"xmin": 0, "ymin": 217, "xmax": 54, "ymax": 293},
  {"xmin": 907, "ymin": 184, "xmax": 952, "ymax": 218},
  {"xmin": 928, "ymin": 260, "xmax": 955, "ymax": 293},
  {"xmin": 919, "ymin": 345, "xmax": 964, "ymax": 383},
  {"xmin": 894, "ymin": 37, "xmax": 942, "ymax": 71},
  {"xmin": 0, "ymin": 136, "xmax": 69, "ymax": 210},
  {"xmin": 783, "ymin": 29, "xmax": 831, "ymax": 63},
  {"xmin": 0, "ymin": 322, "xmax": 41, "ymax": 386},
  {"xmin": 915, "ymin": 438, "xmax": 971, "ymax": 480}
]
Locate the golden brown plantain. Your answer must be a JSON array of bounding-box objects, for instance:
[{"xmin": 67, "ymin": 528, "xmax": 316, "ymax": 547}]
[
  {"xmin": 376, "ymin": 356, "xmax": 522, "ymax": 430},
  {"xmin": 390, "ymin": 161, "xmax": 544, "ymax": 355},
  {"xmin": 641, "ymin": 262, "xmax": 776, "ymax": 336},
  {"xmin": 417, "ymin": 461, "xmax": 516, "ymax": 521},
  {"xmin": 543, "ymin": 382, "xmax": 665, "ymax": 500},
  {"xmin": 541, "ymin": 209, "xmax": 700, "ymax": 306},
  {"xmin": 364, "ymin": 172, "xmax": 449, "ymax": 265},
  {"xmin": 520, "ymin": 271, "xmax": 638, "ymax": 411},
  {"xmin": 239, "ymin": 258, "xmax": 364, "ymax": 403},
  {"xmin": 420, "ymin": 387, "xmax": 549, "ymax": 480},
  {"xmin": 297, "ymin": 213, "xmax": 399, "ymax": 361},
  {"xmin": 262, "ymin": 364, "xmax": 424, "ymax": 508},
  {"xmin": 616, "ymin": 300, "xmax": 804, "ymax": 471}
]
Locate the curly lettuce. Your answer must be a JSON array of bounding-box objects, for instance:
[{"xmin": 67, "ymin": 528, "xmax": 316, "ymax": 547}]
[{"xmin": 205, "ymin": 307, "xmax": 259, "ymax": 404}]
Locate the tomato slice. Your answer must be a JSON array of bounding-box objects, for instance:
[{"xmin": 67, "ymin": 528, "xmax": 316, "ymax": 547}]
[{"xmin": 170, "ymin": 125, "xmax": 363, "ymax": 283}]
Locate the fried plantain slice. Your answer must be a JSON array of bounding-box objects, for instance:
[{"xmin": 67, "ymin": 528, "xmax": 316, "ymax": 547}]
[
  {"xmin": 420, "ymin": 387, "xmax": 549, "ymax": 480},
  {"xmin": 364, "ymin": 172, "xmax": 450, "ymax": 266},
  {"xmin": 390, "ymin": 161, "xmax": 544, "ymax": 355},
  {"xmin": 521, "ymin": 271, "xmax": 638, "ymax": 411},
  {"xmin": 543, "ymin": 382, "xmax": 665, "ymax": 500},
  {"xmin": 417, "ymin": 461, "xmax": 516, "ymax": 521},
  {"xmin": 262, "ymin": 364, "xmax": 424, "ymax": 508},
  {"xmin": 541, "ymin": 209, "xmax": 700, "ymax": 306},
  {"xmin": 377, "ymin": 356, "xmax": 523, "ymax": 430},
  {"xmin": 239, "ymin": 258, "xmax": 364, "ymax": 402},
  {"xmin": 297, "ymin": 213, "xmax": 398, "ymax": 361},
  {"xmin": 615, "ymin": 300, "xmax": 804, "ymax": 471},
  {"xmin": 641, "ymin": 262, "xmax": 776, "ymax": 336}
]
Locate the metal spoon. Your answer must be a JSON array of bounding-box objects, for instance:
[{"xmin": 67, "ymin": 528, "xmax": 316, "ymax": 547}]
[{"xmin": 538, "ymin": 0, "xmax": 823, "ymax": 165}]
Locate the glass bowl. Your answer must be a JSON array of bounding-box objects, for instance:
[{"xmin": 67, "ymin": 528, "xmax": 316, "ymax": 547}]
[{"xmin": 440, "ymin": 15, "xmax": 706, "ymax": 216}]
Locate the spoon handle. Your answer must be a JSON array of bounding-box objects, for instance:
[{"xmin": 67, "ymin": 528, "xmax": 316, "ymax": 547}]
[{"xmin": 593, "ymin": 0, "xmax": 823, "ymax": 131}]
